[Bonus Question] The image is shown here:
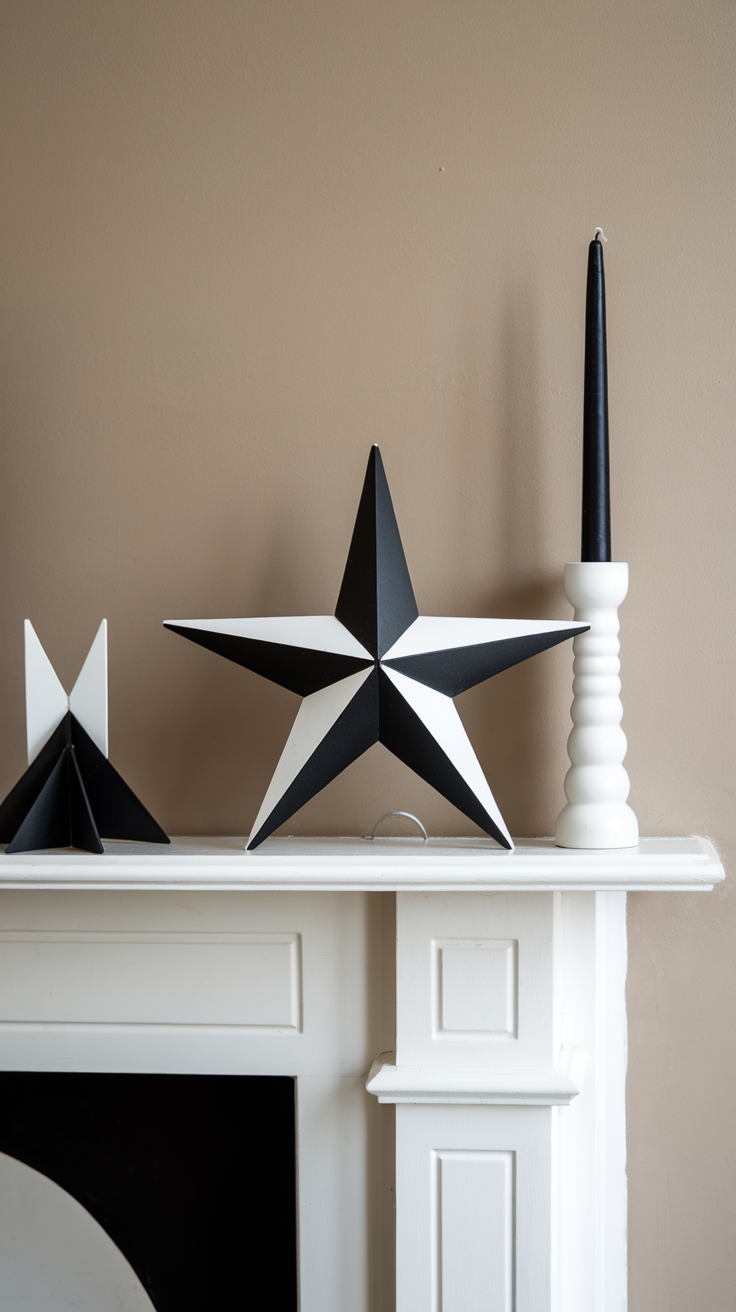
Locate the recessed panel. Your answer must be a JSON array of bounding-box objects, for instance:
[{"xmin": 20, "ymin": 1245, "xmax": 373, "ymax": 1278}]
[
  {"xmin": 435, "ymin": 939, "xmax": 517, "ymax": 1038},
  {"xmin": 397, "ymin": 893, "xmax": 555, "ymax": 1067},
  {"xmin": 0, "ymin": 931, "xmax": 301, "ymax": 1031},
  {"xmin": 434, "ymin": 1149, "xmax": 515, "ymax": 1312}
]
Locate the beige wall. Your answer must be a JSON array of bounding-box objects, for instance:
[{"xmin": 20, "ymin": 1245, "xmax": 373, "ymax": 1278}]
[{"xmin": 0, "ymin": 0, "xmax": 733, "ymax": 1303}]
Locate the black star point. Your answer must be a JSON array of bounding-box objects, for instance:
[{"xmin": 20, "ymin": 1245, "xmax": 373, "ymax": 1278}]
[{"xmin": 165, "ymin": 448, "xmax": 587, "ymax": 850}]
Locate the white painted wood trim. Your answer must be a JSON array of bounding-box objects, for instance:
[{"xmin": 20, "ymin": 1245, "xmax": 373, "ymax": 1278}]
[
  {"xmin": 366, "ymin": 1047, "xmax": 587, "ymax": 1105},
  {"xmin": 595, "ymin": 891, "xmax": 628, "ymax": 1312},
  {"xmin": 0, "ymin": 835, "xmax": 723, "ymax": 891},
  {"xmin": 0, "ymin": 891, "xmax": 396, "ymax": 1312}
]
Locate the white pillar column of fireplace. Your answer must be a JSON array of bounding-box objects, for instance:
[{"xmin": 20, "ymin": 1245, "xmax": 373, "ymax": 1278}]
[{"xmin": 0, "ymin": 835, "xmax": 723, "ymax": 1312}]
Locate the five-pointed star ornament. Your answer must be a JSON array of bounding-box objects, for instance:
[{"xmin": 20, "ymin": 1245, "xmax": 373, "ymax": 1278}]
[{"xmin": 165, "ymin": 447, "xmax": 587, "ymax": 851}]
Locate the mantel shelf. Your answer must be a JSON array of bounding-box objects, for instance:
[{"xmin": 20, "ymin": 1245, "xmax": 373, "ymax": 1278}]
[{"xmin": 0, "ymin": 834, "xmax": 723, "ymax": 892}]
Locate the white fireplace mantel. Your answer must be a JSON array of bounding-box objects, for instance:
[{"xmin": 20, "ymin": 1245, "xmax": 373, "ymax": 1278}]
[
  {"xmin": 0, "ymin": 835, "xmax": 724, "ymax": 1312},
  {"xmin": 0, "ymin": 833, "xmax": 720, "ymax": 891}
]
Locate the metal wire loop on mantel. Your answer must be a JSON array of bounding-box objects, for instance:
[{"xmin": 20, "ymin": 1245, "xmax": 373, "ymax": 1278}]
[{"xmin": 368, "ymin": 811, "xmax": 428, "ymax": 842}]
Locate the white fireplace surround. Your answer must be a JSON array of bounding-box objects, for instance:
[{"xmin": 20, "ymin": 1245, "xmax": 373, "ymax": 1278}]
[{"xmin": 0, "ymin": 835, "xmax": 723, "ymax": 1312}]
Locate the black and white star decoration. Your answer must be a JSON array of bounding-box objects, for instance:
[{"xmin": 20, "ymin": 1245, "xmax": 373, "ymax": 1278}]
[
  {"xmin": 0, "ymin": 620, "xmax": 169, "ymax": 854},
  {"xmin": 165, "ymin": 448, "xmax": 587, "ymax": 851}
]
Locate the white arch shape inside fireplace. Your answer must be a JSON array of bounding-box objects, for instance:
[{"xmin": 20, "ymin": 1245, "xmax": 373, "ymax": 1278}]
[{"xmin": 0, "ymin": 1152, "xmax": 155, "ymax": 1311}]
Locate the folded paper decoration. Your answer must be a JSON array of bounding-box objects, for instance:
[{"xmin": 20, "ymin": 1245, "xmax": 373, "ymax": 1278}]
[
  {"xmin": 0, "ymin": 620, "xmax": 169, "ymax": 854},
  {"xmin": 165, "ymin": 447, "xmax": 588, "ymax": 851}
]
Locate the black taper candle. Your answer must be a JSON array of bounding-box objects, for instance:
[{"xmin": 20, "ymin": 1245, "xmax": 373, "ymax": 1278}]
[{"xmin": 581, "ymin": 232, "xmax": 612, "ymax": 562}]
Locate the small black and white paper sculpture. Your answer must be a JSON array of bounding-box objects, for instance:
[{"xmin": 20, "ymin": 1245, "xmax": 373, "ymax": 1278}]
[
  {"xmin": 166, "ymin": 448, "xmax": 587, "ymax": 850},
  {"xmin": 0, "ymin": 620, "xmax": 169, "ymax": 854}
]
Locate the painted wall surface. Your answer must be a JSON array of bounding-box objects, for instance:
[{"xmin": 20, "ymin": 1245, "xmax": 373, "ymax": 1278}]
[{"xmin": 0, "ymin": 1, "xmax": 733, "ymax": 1304}]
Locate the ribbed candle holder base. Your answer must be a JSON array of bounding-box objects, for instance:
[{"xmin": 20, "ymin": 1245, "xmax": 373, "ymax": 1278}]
[{"xmin": 555, "ymin": 561, "xmax": 639, "ymax": 850}]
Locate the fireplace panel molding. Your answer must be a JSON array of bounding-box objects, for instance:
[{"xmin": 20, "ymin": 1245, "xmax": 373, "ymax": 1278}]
[
  {"xmin": 0, "ymin": 836, "xmax": 724, "ymax": 1311},
  {"xmin": 432, "ymin": 1148, "xmax": 516, "ymax": 1312},
  {"xmin": 433, "ymin": 937, "xmax": 518, "ymax": 1039},
  {"xmin": 398, "ymin": 893, "xmax": 554, "ymax": 1067},
  {"xmin": 0, "ymin": 929, "xmax": 302, "ymax": 1031}
]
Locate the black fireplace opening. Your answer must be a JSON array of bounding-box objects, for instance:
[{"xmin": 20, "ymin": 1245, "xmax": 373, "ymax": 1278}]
[{"xmin": 0, "ymin": 1071, "xmax": 298, "ymax": 1312}]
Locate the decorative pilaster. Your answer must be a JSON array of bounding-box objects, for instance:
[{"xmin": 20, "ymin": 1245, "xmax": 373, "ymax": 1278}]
[
  {"xmin": 556, "ymin": 562, "xmax": 638, "ymax": 849},
  {"xmin": 379, "ymin": 889, "xmax": 628, "ymax": 1312}
]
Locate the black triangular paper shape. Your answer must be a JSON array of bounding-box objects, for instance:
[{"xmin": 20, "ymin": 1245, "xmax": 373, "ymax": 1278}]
[
  {"xmin": 69, "ymin": 748, "xmax": 104, "ymax": 853},
  {"xmin": 384, "ymin": 627, "xmax": 587, "ymax": 696},
  {"xmin": 71, "ymin": 714, "xmax": 170, "ymax": 844},
  {"xmin": 335, "ymin": 446, "xmax": 418, "ymax": 658},
  {"xmin": 0, "ymin": 717, "xmax": 70, "ymax": 842},
  {"xmin": 161, "ymin": 626, "xmax": 368, "ymax": 696},
  {"xmin": 5, "ymin": 749, "xmax": 72, "ymax": 854},
  {"xmin": 1, "ymin": 711, "xmax": 169, "ymax": 854},
  {"xmin": 247, "ymin": 668, "xmax": 380, "ymax": 849},
  {"xmin": 377, "ymin": 668, "xmax": 512, "ymax": 849}
]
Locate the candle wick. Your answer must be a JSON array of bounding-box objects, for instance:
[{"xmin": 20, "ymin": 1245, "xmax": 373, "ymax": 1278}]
[{"xmin": 594, "ymin": 227, "xmax": 608, "ymax": 243}]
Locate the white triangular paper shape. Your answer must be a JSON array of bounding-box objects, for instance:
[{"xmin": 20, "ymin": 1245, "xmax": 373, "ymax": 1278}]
[
  {"xmin": 24, "ymin": 620, "xmax": 68, "ymax": 765},
  {"xmin": 249, "ymin": 667, "xmax": 373, "ymax": 844},
  {"xmin": 69, "ymin": 619, "xmax": 108, "ymax": 758}
]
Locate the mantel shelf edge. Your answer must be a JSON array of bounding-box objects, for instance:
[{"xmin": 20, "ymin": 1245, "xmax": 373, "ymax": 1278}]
[{"xmin": 0, "ymin": 834, "xmax": 723, "ymax": 891}]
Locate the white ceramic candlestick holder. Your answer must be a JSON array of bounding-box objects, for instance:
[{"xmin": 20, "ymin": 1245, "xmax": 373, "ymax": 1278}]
[{"xmin": 555, "ymin": 561, "xmax": 639, "ymax": 849}]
